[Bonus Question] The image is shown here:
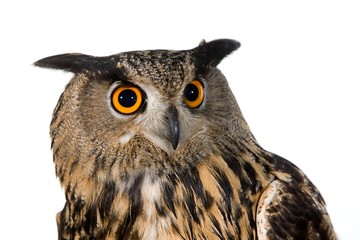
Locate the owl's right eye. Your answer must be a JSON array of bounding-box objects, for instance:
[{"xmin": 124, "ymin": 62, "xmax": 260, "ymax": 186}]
[{"xmin": 111, "ymin": 85, "xmax": 143, "ymax": 114}]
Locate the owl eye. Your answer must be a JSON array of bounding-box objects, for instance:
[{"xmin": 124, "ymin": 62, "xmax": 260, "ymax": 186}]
[
  {"xmin": 184, "ymin": 80, "xmax": 204, "ymax": 108},
  {"xmin": 111, "ymin": 85, "xmax": 143, "ymax": 114}
]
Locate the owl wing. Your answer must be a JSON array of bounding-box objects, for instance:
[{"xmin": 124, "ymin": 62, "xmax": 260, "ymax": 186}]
[{"xmin": 256, "ymin": 179, "xmax": 337, "ymax": 239}]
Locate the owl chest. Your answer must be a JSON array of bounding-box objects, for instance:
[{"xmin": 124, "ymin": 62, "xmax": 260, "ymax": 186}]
[
  {"xmin": 61, "ymin": 169, "xmax": 260, "ymax": 240},
  {"xmin": 102, "ymin": 173, "xmax": 257, "ymax": 240}
]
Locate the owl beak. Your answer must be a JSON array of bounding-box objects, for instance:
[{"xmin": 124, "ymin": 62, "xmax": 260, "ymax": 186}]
[{"xmin": 169, "ymin": 105, "xmax": 180, "ymax": 150}]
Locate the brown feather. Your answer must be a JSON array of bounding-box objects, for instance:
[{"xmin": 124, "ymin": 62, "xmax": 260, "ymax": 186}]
[{"xmin": 36, "ymin": 39, "xmax": 336, "ymax": 239}]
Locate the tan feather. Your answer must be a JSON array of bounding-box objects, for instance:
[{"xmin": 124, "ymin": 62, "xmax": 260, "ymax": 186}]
[{"xmin": 35, "ymin": 39, "xmax": 336, "ymax": 239}]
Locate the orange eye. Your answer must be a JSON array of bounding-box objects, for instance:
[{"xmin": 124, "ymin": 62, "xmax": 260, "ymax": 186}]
[
  {"xmin": 184, "ymin": 80, "xmax": 204, "ymax": 108},
  {"xmin": 111, "ymin": 85, "xmax": 143, "ymax": 114}
]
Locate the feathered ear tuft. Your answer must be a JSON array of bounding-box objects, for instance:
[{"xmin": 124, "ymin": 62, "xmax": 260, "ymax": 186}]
[
  {"xmin": 34, "ymin": 53, "xmax": 111, "ymax": 73},
  {"xmin": 192, "ymin": 39, "xmax": 240, "ymax": 72}
]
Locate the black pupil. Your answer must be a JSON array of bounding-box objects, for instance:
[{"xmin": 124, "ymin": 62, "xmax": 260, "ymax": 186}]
[
  {"xmin": 184, "ymin": 84, "xmax": 199, "ymax": 101},
  {"xmin": 119, "ymin": 89, "xmax": 137, "ymax": 107}
]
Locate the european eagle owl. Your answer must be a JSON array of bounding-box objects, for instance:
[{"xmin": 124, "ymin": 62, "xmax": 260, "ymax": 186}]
[{"xmin": 35, "ymin": 39, "xmax": 336, "ymax": 239}]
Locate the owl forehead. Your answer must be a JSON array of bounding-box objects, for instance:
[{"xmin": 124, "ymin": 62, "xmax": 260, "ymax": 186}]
[{"xmin": 115, "ymin": 50, "xmax": 193, "ymax": 95}]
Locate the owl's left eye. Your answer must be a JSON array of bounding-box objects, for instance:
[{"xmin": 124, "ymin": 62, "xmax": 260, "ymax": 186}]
[
  {"xmin": 184, "ymin": 79, "xmax": 204, "ymax": 108},
  {"xmin": 111, "ymin": 85, "xmax": 143, "ymax": 114}
]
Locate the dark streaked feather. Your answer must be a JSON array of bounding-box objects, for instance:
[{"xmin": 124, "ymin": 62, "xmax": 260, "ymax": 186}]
[
  {"xmin": 191, "ymin": 39, "xmax": 240, "ymax": 72},
  {"xmin": 256, "ymin": 178, "xmax": 337, "ymax": 239},
  {"xmin": 34, "ymin": 53, "xmax": 120, "ymax": 76}
]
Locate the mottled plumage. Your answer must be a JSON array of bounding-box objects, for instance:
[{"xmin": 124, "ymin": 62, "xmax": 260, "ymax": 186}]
[{"xmin": 35, "ymin": 39, "xmax": 336, "ymax": 239}]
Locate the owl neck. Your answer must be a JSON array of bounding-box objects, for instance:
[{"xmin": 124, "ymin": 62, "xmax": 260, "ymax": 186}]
[{"xmin": 57, "ymin": 131, "xmax": 275, "ymax": 239}]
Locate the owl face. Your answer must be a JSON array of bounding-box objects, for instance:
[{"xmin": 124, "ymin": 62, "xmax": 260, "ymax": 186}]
[
  {"xmin": 36, "ymin": 39, "xmax": 241, "ymax": 162},
  {"xmin": 102, "ymin": 50, "xmax": 207, "ymax": 154}
]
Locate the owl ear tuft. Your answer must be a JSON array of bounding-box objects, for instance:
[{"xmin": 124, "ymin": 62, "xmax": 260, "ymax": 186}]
[
  {"xmin": 192, "ymin": 39, "xmax": 240, "ymax": 71},
  {"xmin": 34, "ymin": 53, "xmax": 111, "ymax": 73}
]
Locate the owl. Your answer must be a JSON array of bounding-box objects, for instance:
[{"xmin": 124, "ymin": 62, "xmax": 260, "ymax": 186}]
[{"xmin": 35, "ymin": 39, "xmax": 336, "ymax": 240}]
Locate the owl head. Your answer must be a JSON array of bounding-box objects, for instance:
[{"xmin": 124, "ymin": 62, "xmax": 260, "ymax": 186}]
[{"xmin": 35, "ymin": 39, "xmax": 250, "ymax": 178}]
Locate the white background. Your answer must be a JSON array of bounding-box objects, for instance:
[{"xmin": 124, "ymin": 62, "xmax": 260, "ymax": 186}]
[{"xmin": 1, "ymin": 1, "xmax": 358, "ymax": 239}]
